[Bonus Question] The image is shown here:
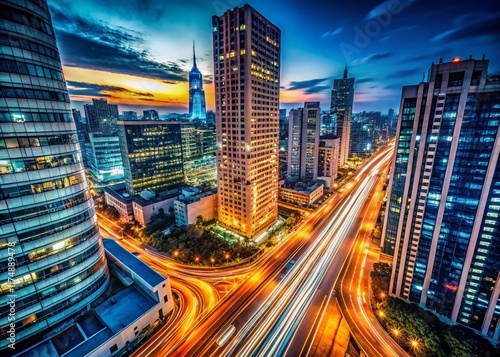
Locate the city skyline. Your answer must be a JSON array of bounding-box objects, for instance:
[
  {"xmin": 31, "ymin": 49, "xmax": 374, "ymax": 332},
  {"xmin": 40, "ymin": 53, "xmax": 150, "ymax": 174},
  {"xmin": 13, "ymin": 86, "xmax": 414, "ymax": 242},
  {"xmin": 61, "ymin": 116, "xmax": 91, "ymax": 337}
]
[{"xmin": 48, "ymin": 0, "xmax": 500, "ymax": 114}]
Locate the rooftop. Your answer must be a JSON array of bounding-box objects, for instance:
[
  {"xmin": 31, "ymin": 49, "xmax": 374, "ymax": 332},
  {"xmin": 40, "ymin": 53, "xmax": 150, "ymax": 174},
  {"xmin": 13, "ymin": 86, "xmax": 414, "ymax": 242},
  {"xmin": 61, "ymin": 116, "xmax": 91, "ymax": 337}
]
[
  {"xmin": 103, "ymin": 239, "xmax": 166, "ymax": 287},
  {"xmin": 133, "ymin": 188, "xmax": 180, "ymax": 207}
]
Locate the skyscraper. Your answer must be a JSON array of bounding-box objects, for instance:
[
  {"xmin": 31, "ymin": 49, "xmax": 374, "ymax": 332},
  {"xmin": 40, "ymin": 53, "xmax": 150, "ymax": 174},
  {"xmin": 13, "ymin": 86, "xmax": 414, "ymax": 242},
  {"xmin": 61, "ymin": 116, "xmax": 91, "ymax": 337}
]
[
  {"xmin": 382, "ymin": 57, "xmax": 500, "ymax": 339},
  {"xmin": 189, "ymin": 42, "xmax": 207, "ymax": 120},
  {"xmin": 331, "ymin": 65, "xmax": 354, "ymax": 166},
  {"xmin": 212, "ymin": 4, "xmax": 280, "ymax": 238},
  {"xmin": 142, "ymin": 109, "xmax": 159, "ymax": 121},
  {"xmin": 0, "ymin": 0, "xmax": 108, "ymax": 349},
  {"xmin": 83, "ymin": 98, "xmax": 119, "ymax": 134},
  {"xmin": 317, "ymin": 135, "xmax": 340, "ymax": 188},
  {"xmin": 287, "ymin": 102, "xmax": 321, "ymax": 182},
  {"xmin": 117, "ymin": 120, "xmax": 184, "ymax": 196}
]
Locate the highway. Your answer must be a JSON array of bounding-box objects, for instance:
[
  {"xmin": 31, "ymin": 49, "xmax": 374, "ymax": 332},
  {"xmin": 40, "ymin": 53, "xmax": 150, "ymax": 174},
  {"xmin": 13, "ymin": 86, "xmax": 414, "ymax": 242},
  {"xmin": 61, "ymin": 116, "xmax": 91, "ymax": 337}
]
[{"xmin": 173, "ymin": 145, "xmax": 398, "ymax": 357}]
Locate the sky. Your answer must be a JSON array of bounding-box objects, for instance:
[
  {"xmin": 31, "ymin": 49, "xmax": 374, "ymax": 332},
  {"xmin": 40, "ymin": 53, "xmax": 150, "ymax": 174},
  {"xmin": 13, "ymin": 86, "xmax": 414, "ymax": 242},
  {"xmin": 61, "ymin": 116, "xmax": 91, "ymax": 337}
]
[{"xmin": 48, "ymin": 0, "xmax": 500, "ymax": 116}]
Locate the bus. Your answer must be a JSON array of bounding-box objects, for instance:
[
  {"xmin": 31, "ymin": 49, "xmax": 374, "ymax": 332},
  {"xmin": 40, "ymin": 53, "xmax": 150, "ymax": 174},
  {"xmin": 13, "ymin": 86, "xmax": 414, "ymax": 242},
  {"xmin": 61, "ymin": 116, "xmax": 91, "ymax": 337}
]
[{"xmin": 216, "ymin": 324, "xmax": 236, "ymax": 347}]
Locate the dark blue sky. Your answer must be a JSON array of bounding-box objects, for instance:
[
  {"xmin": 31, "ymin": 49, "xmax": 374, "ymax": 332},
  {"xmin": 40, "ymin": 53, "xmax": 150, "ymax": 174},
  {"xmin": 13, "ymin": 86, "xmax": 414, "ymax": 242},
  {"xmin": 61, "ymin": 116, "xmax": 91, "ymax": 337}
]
[{"xmin": 49, "ymin": 0, "xmax": 500, "ymax": 114}]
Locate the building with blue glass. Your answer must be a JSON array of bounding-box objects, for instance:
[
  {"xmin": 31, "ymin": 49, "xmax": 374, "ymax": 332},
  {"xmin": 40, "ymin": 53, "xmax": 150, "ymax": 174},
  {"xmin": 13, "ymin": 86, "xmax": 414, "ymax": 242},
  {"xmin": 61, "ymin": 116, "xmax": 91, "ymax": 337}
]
[
  {"xmin": 0, "ymin": 0, "xmax": 109, "ymax": 350},
  {"xmin": 188, "ymin": 42, "xmax": 206, "ymax": 120},
  {"xmin": 382, "ymin": 57, "xmax": 500, "ymax": 340}
]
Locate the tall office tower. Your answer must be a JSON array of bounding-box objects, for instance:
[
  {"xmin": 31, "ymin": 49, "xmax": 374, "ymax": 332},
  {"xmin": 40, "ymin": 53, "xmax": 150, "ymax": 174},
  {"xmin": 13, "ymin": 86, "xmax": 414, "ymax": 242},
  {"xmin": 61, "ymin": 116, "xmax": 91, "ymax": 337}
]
[
  {"xmin": 206, "ymin": 110, "xmax": 216, "ymax": 127},
  {"xmin": 317, "ymin": 135, "xmax": 340, "ymax": 188},
  {"xmin": 122, "ymin": 110, "xmax": 138, "ymax": 120},
  {"xmin": 117, "ymin": 121, "xmax": 184, "ymax": 196},
  {"xmin": 287, "ymin": 102, "xmax": 321, "ymax": 182},
  {"xmin": 83, "ymin": 98, "xmax": 119, "ymax": 134},
  {"xmin": 142, "ymin": 109, "xmax": 159, "ymax": 121},
  {"xmin": 189, "ymin": 42, "xmax": 207, "ymax": 120},
  {"xmin": 212, "ymin": 4, "xmax": 280, "ymax": 238},
  {"xmin": 331, "ymin": 65, "xmax": 354, "ymax": 166},
  {"xmin": 382, "ymin": 57, "xmax": 500, "ymax": 339},
  {"xmin": 87, "ymin": 133, "xmax": 125, "ymax": 183},
  {"xmin": 0, "ymin": 0, "xmax": 109, "ymax": 350}
]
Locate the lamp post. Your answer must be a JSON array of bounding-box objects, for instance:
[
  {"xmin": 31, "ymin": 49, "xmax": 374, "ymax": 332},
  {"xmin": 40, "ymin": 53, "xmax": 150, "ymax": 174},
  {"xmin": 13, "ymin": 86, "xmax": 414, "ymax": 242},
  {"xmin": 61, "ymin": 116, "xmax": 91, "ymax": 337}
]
[
  {"xmin": 225, "ymin": 254, "xmax": 230, "ymax": 265},
  {"xmin": 210, "ymin": 258, "xmax": 215, "ymax": 266},
  {"xmin": 195, "ymin": 256, "xmax": 200, "ymax": 265}
]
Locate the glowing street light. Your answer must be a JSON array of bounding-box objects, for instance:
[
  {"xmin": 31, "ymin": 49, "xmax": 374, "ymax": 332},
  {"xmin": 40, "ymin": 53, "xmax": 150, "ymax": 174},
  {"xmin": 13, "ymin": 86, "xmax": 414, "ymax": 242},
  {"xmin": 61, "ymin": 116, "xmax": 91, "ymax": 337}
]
[
  {"xmin": 195, "ymin": 256, "xmax": 200, "ymax": 265},
  {"xmin": 378, "ymin": 310, "xmax": 385, "ymax": 318},
  {"xmin": 225, "ymin": 253, "xmax": 230, "ymax": 265},
  {"xmin": 173, "ymin": 251, "xmax": 179, "ymax": 258},
  {"xmin": 210, "ymin": 258, "xmax": 215, "ymax": 266}
]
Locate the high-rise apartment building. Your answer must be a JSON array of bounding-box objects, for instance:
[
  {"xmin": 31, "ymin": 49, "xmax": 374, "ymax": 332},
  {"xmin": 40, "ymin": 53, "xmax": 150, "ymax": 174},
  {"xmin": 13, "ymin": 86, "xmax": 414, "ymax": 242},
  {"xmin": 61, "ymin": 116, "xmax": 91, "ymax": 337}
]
[
  {"xmin": 189, "ymin": 42, "xmax": 207, "ymax": 120},
  {"xmin": 317, "ymin": 135, "xmax": 340, "ymax": 188},
  {"xmin": 287, "ymin": 102, "xmax": 320, "ymax": 182},
  {"xmin": 83, "ymin": 98, "xmax": 119, "ymax": 134},
  {"xmin": 331, "ymin": 65, "xmax": 354, "ymax": 166},
  {"xmin": 212, "ymin": 4, "xmax": 280, "ymax": 238},
  {"xmin": 0, "ymin": 0, "xmax": 109, "ymax": 349},
  {"xmin": 382, "ymin": 57, "xmax": 500, "ymax": 339},
  {"xmin": 117, "ymin": 121, "xmax": 184, "ymax": 196}
]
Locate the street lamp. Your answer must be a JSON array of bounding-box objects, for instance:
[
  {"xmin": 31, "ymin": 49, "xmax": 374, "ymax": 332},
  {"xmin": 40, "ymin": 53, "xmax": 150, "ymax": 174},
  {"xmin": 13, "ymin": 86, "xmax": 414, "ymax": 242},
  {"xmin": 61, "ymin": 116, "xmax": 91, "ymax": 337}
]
[
  {"xmin": 392, "ymin": 328, "xmax": 400, "ymax": 344},
  {"xmin": 173, "ymin": 251, "xmax": 179, "ymax": 258},
  {"xmin": 225, "ymin": 254, "xmax": 230, "ymax": 265},
  {"xmin": 210, "ymin": 258, "xmax": 215, "ymax": 266},
  {"xmin": 378, "ymin": 310, "xmax": 385, "ymax": 318},
  {"xmin": 195, "ymin": 256, "xmax": 200, "ymax": 265}
]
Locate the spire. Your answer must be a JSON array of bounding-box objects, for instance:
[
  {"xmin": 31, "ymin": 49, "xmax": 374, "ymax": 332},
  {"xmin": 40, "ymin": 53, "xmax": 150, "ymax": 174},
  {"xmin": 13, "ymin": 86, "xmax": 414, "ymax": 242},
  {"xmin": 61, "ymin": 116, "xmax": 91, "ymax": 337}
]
[
  {"xmin": 192, "ymin": 40, "xmax": 197, "ymax": 69},
  {"xmin": 343, "ymin": 64, "xmax": 348, "ymax": 79}
]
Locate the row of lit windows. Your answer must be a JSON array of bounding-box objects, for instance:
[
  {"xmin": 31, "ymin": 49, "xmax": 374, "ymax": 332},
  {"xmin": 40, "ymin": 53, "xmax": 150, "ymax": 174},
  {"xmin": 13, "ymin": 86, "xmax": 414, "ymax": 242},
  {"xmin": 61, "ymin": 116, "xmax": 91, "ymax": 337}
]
[
  {"xmin": 0, "ymin": 111, "xmax": 73, "ymax": 123},
  {"xmin": 0, "ymin": 152, "xmax": 81, "ymax": 175},
  {"xmin": 0, "ymin": 3, "xmax": 54, "ymax": 38},
  {"xmin": 0, "ymin": 133, "xmax": 78, "ymax": 149}
]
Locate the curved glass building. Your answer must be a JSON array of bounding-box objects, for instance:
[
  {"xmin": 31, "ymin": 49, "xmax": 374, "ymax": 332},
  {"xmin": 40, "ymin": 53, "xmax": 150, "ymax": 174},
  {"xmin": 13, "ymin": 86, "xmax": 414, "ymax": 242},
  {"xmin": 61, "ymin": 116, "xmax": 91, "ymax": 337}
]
[{"xmin": 0, "ymin": 0, "xmax": 108, "ymax": 349}]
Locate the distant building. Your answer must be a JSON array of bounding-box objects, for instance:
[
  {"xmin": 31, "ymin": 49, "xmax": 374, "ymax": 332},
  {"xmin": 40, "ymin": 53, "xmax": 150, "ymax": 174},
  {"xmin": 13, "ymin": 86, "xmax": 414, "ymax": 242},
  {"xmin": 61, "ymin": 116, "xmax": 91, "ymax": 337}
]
[
  {"xmin": 189, "ymin": 42, "xmax": 207, "ymax": 120},
  {"xmin": 382, "ymin": 57, "xmax": 500, "ymax": 340},
  {"xmin": 84, "ymin": 98, "xmax": 119, "ymax": 134},
  {"xmin": 117, "ymin": 121, "xmax": 184, "ymax": 196},
  {"xmin": 279, "ymin": 181, "xmax": 324, "ymax": 205},
  {"xmin": 213, "ymin": 4, "xmax": 280, "ymax": 238},
  {"xmin": 132, "ymin": 189, "xmax": 180, "ymax": 226},
  {"xmin": 317, "ymin": 135, "xmax": 340, "ymax": 188},
  {"xmin": 122, "ymin": 111, "xmax": 138, "ymax": 120},
  {"xmin": 87, "ymin": 133, "xmax": 125, "ymax": 184},
  {"xmin": 331, "ymin": 65, "xmax": 355, "ymax": 166},
  {"xmin": 287, "ymin": 102, "xmax": 321, "ymax": 182},
  {"xmin": 320, "ymin": 110, "xmax": 335, "ymax": 136},
  {"xmin": 142, "ymin": 109, "xmax": 159, "ymax": 121},
  {"xmin": 206, "ymin": 110, "xmax": 216, "ymax": 127},
  {"xmin": 174, "ymin": 187, "xmax": 217, "ymax": 226},
  {"xmin": 104, "ymin": 183, "xmax": 134, "ymax": 221}
]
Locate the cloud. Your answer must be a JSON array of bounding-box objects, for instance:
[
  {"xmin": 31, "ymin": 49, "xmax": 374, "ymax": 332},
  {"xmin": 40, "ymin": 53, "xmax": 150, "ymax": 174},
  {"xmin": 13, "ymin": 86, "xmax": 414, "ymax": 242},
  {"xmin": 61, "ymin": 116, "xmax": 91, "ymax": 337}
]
[
  {"xmin": 66, "ymin": 81, "xmax": 154, "ymax": 98},
  {"xmin": 322, "ymin": 28, "xmax": 343, "ymax": 38},
  {"xmin": 287, "ymin": 77, "xmax": 329, "ymax": 91},
  {"xmin": 50, "ymin": 7, "xmax": 187, "ymax": 82},
  {"xmin": 356, "ymin": 77, "xmax": 376, "ymax": 84},
  {"xmin": 366, "ymin": 0, "xmax": 417, "ymax": 20},
  {"xmin": 351, "ymin": 52, "xmax": 393, "ymax": 66},
  {"xmin": 304, "ymin": 85, "xmax": 330, "ymax": 94},
  {"xmin": 432, "ymin": 13, "xmax": 500, "ymax": 42}
]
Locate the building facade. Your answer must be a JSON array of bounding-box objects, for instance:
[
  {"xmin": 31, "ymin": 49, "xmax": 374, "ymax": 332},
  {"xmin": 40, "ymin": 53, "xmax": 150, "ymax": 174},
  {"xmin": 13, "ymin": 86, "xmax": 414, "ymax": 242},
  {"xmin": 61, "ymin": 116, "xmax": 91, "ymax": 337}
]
[
  {"xmin": 117, "ymin": 121, "xmax": 184, "ymax": 196},
  {"xmin": 0, "ymin": 0, "xmax": 109, "ymax": 350},
  {"xmin": 382, "ymin": 57, "xmax": 500, "ymax": 339},
  {"xmin": 287, "ymin": 102, "xmax": 320, "ymax": 182},
  {"xmin": 142, "ymin": 109, "xmax": 159, "ymax": 121},
  {"xmin": 317, "ymin": 135, "xmax": 340, "ymax": 188},
  {"xmin": 174, "ymin": 187, "xmax": 217, "ymax": 227},
  {"xmin": 331, "ymin": 65, "xmax": 354, "ymax": 167},
  {"xmin": 83, "ymin": 98, "xmax": 119, "ymax": 134},
  {"xmin": 189, "ymin": 42, "xmax": 207, "ymax": 120},
  {"xmin": 279, "ymin": 182, "xmax": 324, "ymax": 206},
  {"xmin": 121, "ymin": 111, "xmax": 137, "ymax": 120},
  {"xmin": 212, "ymin": 4, "xmax": 280, "ymax": 238},
  {"xmin": 87, "ymin": 133, "xmax": 124, "ymax": 184}
]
